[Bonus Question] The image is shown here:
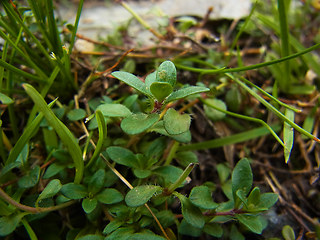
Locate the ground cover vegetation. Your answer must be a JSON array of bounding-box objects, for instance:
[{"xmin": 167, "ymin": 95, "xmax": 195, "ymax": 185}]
[{"xmin": 0, "ymin": 0, "xmax": 320, "ymax": 239}]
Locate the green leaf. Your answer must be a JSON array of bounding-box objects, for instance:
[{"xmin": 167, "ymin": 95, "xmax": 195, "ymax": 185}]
[
  {"xmin": 77, "ymin": 234, "xmax": 104, "ymax": 240},
  {"xmin": 175, "ymin": 193, "xmax": 205, "ymax": 229},
  {"xmin": 150, "ymin": 121, "xmax": 192, "ymax": 143},
  {"xmin": 18, "ymin": 165, "xmax": 40, "ymax": 188},
  {"xmin": 82, "ymin": 198, "xmax": 98, "ymax": 214},
  {"xmin": 236, "ymin": 189, "xmax": 248, "ymax": 207},
  {"xmin": 178, "ymin": 219, "xmax": 202, "ymax": 237},
  {"xmin": 87, "ymin": 110, "xmax": 107, "ymax": 167},
  {"xmin": 203, "ymin": 223, "xmax": 223, "ymax": 237},
  {"xmin": 165, "ymin": 86, "xmax": 210, "ymax": 103},
  {"xmin": 189, "ymin": 186, "xmax": 218, "ymax": 209},
  {"xmin": 156, "ymin": 60, "xmax": 176, "ymax": 87},
  {"xmin": 236, "ymin": 214, "xmax": 263, "ymax": 234},
  {"xmin": 61, "ymin": 183, "xmax": 88, "ymax": 199},
  {"xmin": 164, "ymin": 108, "xmax": 191, "ymax": 135},
  {"xmin": 43, "ymin": 163, "xmax": 66, "ymax": 179},
  {"xmin": 216, "ymin": 163, "xmax": 231, "ymax": 183},
  {"xmin": 133, "ymin": 169, "xmax": 152, "ymax": 179},
  {"xmin": 111, "ymin": 71, "xmax": 150, "ymax": 96},
  {"xmin": 106, "ymin": 146, "xmax": 139, "ymax": 168},
  {"xmin": 125, "ymin": 185, "xmax": 162, "ymax": 207},
  {"xmin": 282, "ymin": 225, "xmax": 296, "ymax": 240},
  {"xmin": 96, "ymin": 188, "xmax": 123, "ymax": 204},
  {"xmin": 256, "ymin": 193, "xmax": 278, "ymax": 209},
  {"xmin": 121, "ymin": 113, "xmax": 159, "ymax": 135},
  {"xmin": 96, "ymin": 103, "xmax": 131, "ymax": 118},
  {"xmin": 231, "ymin": 158, "xmax": 253, "ymax": 205},
  {"xmin": 175, "ymin": 151, "xmax": 198, "ymax": 167},
  {"xmin": 247, "ymin": 187, "xmax": 261, "ymax": 207},
  {"xmin": 67, "ymin": 108, "xmax": 86, "ymax": 121},
  {"xmin": 230, "ymin": 224, "xmax": 245, "ymax": 240},
  {"xmin": 88, "ymin": 169, "xmax": 106, "ymax": 195},
  {"xmin": 0, "ymin": 92, "xmax": 13, "ymax": 105},
  {"xmin": 226, "ymin": 87, "xmax": 242, "ymax": 112},
  {"xmin": 145, "ymin": 71, "xmax": 157, "ymax": 92},
  {"xmin": 6, "ymin": 100, "xmax": 57, "ymax": 165},
  {"xmin": 23, "ymin": 84, "xmax": 84, "ymax": 183},
  {"xmin": 0, "ymin": 212, "xmax": 27, "ymax": 236},
  {"xmin": 129, "ymin": 233, "xmax": 166, "ymax": 240},
  {"xmin": 37, "ymin": 179, "xmax": 62, "ymax": 203},
  {"xmin": 105, "ymin": 227, "xmax": 135, "ymax": 240},
  {"xmin": 204, "ymin": 98, "xmax": 227, "ymax": 121},
  {"xmin": 103, "ymin": 220, "xmax": 123, "ymax": 234},
  {"xmin": 283, "ymin": 109, "xmax": 294, "ymax": 163},
  {"xmin": 153, "ymin": 165, "xmax": 183, "ymax": 184},
  {"xmin": 150, "ymin": 82, "xmax": 173, "ymax": 102}
]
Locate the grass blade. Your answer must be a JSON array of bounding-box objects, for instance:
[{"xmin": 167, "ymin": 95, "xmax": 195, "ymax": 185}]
[
  {"xmin": 179, "ymin": 124, "xmax": 282, "ymax": 151},
  {"xmin": 23, "ymin": 84, "xmax": 84, "ymax": 183},
  {"xmin": 201, "ymin": 99, "xmax": 286, "ymax": 149},
  {"xmin": 86, "ymin": 110, "xmax": 107, "ymax": 168},
  {"xmin": 283, "ymin": 109, "xmax": 294, "ymax": 163},
  {"xmin": 174, "ymin": 42, "xmax": 320, "ymax": 74},
  {"xmin": 6, "ymin": 100, "xmax": 57, "ymax": 165},
  {"xmin": 277, "ymin": 0, "xmax": 291, "ymax": 90},
  {"xmin": 69, "ymin": 0, "xmax": 84, "ymax": 54}
]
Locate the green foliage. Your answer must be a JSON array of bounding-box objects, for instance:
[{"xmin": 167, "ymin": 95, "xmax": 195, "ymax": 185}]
[{"xmin": 4, "ymin": 0, "xmax": 318, "ymax": 238}]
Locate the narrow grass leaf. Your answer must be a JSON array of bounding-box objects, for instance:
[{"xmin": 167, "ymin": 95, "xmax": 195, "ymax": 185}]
[
  {"xmin": 0, "ymin": 92, "xmax": 13, "ymax": 105},
  {"xmin": 86, "ymin": 110, "xmax": 107, "ymax": 167},
  {"xmin": 277, "ymin": 0, "xmax": 291, "ymax": 90},
  {"xmin": 23, "ymin": 84, "xmax": 84, "ymax": 183},
  {"xmin": 179, "ymin": 124, "xmax": 282, "ymax": 151},
  {"xmin": 283, "ymin": 109, "xmax": 294, "ymax": 163}
]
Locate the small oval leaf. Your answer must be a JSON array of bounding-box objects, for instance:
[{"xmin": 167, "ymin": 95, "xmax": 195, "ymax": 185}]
[
  {"xmin": 165, "ymin": 86, "xmax": 210, "ymax": 103},
  {"xmin": 67, "ymin": 108, "xmax": 86, "ymax": 121},
  {"xmin": 204, "ymin": 98, "xmax": 227, "ymax": 121},
  {"xmin": 125, "ymin": 185, "xmax": 162, "ymax": 207},
  {"xmin": 96, "ymin": 188, "xmax": 123, "ymax": 204},
  {"xmin": 96, "ymin": 103, "xmax": 131, "ymax": 118},
  {"xmin": 176, "ymin": 193, "xmax": 205, "ymax": 229},
  {"xmin": 106, "ymin": 146, "xmax": 139, "ymax": 168},
  {"xmin": 156, "ymin": 61, "xmax": 176, "ymax": 87},
  {"xmin": 150, "ymin": 82, "xmax": 173, "ymax": 102},
  {"xmin": 164, "ymin": 108, "xmax": 191, "ymax": 135},
  {"xmin": 37, "ymin": 179, "xmax": 62, "ymax": 202},
  {"xmin": 189, "ymin": 186, "xmax": 218, "ymax": 209},
  {"xmin": 61, "ymin": 183, "xmax": 88, "ymax": 199},
  {"xmin": 82, "ymin": 198, "xmax": 98, "ymax": 214},
  {"xmin": 111, "ymin": 71, "xmax": 149, "ymax": 96},
  {"xmin": 121, "ymin": 113, "xmax": 159, "ymax": 135}
]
